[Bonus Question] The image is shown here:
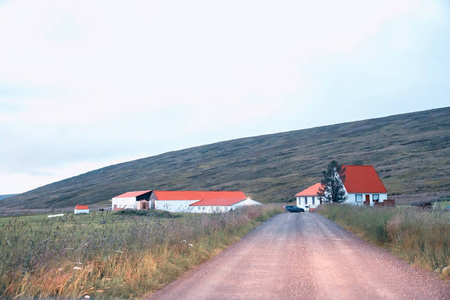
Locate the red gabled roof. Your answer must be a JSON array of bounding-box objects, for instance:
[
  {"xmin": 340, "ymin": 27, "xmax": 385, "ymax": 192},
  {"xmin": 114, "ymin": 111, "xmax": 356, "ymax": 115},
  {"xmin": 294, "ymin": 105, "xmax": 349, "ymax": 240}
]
[
  {"xmin": 342, "ymin": 165, "xmax": 387, "ymax": 193},
  {"xmin": 75, "ymin": 205, "xmax": 89, "ymax": 210},
  {"xmin": 153, "ymin": 191, "xmax": 247, "ymax": 206},
  {"xmin": 295, "ymin": 183, "xmax": 324, "ymax": 197},
  {"xmin": 114, "ymin": 190, "xmax": 152, "ymax": 198}
]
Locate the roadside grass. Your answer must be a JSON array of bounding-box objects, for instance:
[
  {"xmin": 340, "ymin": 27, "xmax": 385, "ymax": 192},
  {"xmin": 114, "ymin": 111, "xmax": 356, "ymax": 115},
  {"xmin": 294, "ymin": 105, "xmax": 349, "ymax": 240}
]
[
  {"xmin": 317, "ymin": 204, "xmax": 450, "ymax": 277},
  {"xmin": 0, "ymin": 205, "xmax": 283, "ymax": 299}
]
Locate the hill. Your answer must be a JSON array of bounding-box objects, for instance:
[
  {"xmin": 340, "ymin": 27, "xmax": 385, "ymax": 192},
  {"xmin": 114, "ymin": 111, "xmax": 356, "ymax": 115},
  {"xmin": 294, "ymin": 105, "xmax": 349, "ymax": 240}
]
[
  {"xmin": 3, "ymin": 107, "xmax": 450, "ymax": 210},
  {"xmin": 0, "ymin": 194, "xmax": 19, "ymax": 201}
]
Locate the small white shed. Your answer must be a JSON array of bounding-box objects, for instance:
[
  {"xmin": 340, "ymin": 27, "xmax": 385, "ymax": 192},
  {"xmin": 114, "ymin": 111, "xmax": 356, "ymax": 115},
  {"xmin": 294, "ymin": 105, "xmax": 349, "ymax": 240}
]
[{"xmin": 74, "ymin": 205, "xmax": 89, "ymax": 214}]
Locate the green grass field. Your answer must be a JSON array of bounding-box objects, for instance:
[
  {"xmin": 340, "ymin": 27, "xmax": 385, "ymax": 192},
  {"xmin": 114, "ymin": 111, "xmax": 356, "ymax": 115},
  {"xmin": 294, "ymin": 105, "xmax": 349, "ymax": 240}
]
[{"xmin": 0, "ymin": 205, "xmax": 283, "ymax": 299}]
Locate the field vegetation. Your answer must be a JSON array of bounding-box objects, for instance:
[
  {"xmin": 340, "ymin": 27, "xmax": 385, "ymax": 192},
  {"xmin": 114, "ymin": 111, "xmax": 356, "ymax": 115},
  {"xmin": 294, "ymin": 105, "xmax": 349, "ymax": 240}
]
[
  {"xmin": 0, "ymin": 205, "xmax": 283, "ymax": 299},
  {"xmin": 317, "ymin": 204, "xmax": 449, "ymax": 277}
]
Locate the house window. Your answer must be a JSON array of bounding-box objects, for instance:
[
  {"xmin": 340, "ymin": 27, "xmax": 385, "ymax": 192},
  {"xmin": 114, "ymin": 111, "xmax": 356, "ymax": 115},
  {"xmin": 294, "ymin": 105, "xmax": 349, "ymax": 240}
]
[
  {"xmin": 373, "ymin": 194, "xmax": 379, "ymax": 202},
  {"xmin": 312, "ymin": 197, "xmax": 315, "ymax": 205},
  {"xmin": 356, "ymin": 194, "xmax": 362, "ymax": 202},
  {"xmin": 304, "ymin": 197, "xmax": 308, "ymax": 205}
]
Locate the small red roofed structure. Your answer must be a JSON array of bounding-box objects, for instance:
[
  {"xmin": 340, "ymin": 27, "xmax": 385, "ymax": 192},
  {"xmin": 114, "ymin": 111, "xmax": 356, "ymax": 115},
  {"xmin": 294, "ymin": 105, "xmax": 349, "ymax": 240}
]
[{"xmin": 74, "ymin": 205, "xmax": 89, "ymax": 214}]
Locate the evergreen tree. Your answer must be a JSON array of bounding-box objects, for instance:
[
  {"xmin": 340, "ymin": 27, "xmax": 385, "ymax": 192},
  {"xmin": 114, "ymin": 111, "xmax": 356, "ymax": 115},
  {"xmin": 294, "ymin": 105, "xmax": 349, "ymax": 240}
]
[{"xmin": 317, "ymin": 161, "xmax": 347, "ymax": 203}]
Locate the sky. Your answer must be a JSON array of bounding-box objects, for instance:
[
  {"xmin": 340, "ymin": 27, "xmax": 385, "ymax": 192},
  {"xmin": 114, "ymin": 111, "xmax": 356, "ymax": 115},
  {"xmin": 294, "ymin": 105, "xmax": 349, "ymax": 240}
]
[{"xmin": 0, "ymin": 0, "xmax": 449, "ymax": 194}]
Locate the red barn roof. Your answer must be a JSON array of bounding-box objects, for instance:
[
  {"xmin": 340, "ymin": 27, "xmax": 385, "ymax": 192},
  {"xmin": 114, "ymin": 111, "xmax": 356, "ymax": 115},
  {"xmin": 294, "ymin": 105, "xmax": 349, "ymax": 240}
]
[
  {"xmin": 75, "ymin": 205, "xmax": 89, "ymax": 210},
  {"xmin": 295, "ymin": 183, "xmax": 324, "ymax": 197},
  {"xmin": 153, "ymin": 191, "xmax": 247, "ymax": 206},
  {"xmin": 342, "ymin": 165, "xmax": 387, "ymax": 193},
  {"xmin": 114, "ymin": 190, "xmax": 152, "ymax": 198}
]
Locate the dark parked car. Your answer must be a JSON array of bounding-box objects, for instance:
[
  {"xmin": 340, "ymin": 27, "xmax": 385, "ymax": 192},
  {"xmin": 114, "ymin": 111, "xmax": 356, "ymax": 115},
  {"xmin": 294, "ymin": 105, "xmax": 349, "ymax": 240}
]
[{"xmin": 285, "ymin": 205, "xmax": 305, "ymax": 213}]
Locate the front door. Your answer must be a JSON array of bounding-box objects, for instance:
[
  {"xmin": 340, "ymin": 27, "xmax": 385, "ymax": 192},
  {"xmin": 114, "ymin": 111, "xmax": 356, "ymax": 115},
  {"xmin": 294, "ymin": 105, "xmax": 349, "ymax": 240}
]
[{"xmin": 365, "ymin": 195, "xmax": 370, "ymax": 206}]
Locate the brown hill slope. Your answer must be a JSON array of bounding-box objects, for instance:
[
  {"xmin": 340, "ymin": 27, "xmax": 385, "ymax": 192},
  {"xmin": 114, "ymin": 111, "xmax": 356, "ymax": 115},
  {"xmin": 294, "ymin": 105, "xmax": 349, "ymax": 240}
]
[{"xmin": 4, "ymin": 107, "xmax": 450, "ymax": 209}]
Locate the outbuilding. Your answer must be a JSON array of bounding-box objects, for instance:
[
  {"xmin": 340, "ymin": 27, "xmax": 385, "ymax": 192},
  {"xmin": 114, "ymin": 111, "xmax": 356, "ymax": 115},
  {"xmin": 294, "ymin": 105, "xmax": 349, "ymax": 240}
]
[{"xmin": 74, "ymin": 205, "xmax": 89, "ymax": 214}]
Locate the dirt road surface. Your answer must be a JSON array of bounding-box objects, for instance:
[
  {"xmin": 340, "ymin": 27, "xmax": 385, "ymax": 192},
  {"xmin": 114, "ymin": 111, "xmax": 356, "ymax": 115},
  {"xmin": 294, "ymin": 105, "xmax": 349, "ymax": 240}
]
[{"xmin": 148, "ymin": 213, "xmax": 449, "ymax": 300}]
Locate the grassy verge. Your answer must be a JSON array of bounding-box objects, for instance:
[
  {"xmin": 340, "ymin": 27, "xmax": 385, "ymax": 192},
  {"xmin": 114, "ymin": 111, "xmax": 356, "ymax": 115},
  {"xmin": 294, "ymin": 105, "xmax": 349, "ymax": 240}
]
[
  {"xmin": 0, "ymin": 205, "xmax": 283, "ymax": 299},
  {"xmin": 317, "ymin": 204, "xmax": 450, "ymax": 271},
  {"xmin": 317, "ymin": 204, "xmax": 449, "ymax": 277}
]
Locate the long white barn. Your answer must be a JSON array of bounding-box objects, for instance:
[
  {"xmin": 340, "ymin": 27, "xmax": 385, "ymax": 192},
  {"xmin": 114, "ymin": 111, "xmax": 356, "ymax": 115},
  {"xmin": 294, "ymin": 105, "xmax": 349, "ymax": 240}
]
[{"xmin": 150, "ymin": 191, "xmax": 261, "ymax": 213}]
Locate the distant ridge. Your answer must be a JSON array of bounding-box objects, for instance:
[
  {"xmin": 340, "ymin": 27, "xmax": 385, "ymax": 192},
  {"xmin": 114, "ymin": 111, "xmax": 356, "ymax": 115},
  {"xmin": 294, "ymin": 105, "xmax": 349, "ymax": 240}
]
[
  {"xmin": 0, "ymin": 194, "xmax": 19, "ymax": 201},
  {"xmin": 4, "ymin": 107, "xmax": 450, "ymax": 209}
]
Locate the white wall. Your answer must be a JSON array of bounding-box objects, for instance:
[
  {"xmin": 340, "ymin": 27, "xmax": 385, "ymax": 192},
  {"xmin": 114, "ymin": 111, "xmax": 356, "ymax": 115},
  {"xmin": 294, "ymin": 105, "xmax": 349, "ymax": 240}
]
[
  {"xmin": 74, "ymin": 209, "xmax": 89, "ymax": 214},
  {"xmin": 296, "ymin": 196, "xmax": 321, "ymax": 211},
  {"xmin": 345, "ymin": 193, "xmax": 388, "ymax": 206},
  {"xmin": 112, "ymin": 197, "xmax": 137, "ymax": 210},
  {"xmin": 232, "ymin": 198, "xmax": 262, "ymax": 208},
  {"xmin": 155, "ymin": 200, "xmax": 199, "ymax": 212},
  {"xmin": 155, "ymin": 198, "xmax": 262, "ymax": 214},
  {"xmin": 190, "ymin": 206, "xmax": 232, "ymax": 213}
]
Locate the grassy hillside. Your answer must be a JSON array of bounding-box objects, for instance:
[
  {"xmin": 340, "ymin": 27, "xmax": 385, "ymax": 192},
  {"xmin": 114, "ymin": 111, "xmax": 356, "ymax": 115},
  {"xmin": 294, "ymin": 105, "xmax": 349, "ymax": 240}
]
[{"xmin": 3, "ymin": 107, "xmax": 450, "ymax": 210}]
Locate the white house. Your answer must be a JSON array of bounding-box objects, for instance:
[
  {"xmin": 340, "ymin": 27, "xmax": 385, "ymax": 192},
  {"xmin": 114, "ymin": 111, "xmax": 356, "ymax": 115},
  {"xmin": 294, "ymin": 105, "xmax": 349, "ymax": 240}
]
[
  {"xmin": 74, "ymin": 205, "xmax": 89, "ymax": 214},
  {"xmin": 295, "ymin": 183, "xmax": 323, "ymax": 212},
  {"xmin": 150, "ymin": 191, "xmax": 262, "ymax": 213},
  {"xmin": 341, "ymin": 165, "xmax": 388, "ymax": 206},
  {"xmin": 112, "ymin": 190, "xmax": 152, "ymax": 210},
  {"xmin": 295, "ymin": 165, "xmax": 389, "ymax": 209}
]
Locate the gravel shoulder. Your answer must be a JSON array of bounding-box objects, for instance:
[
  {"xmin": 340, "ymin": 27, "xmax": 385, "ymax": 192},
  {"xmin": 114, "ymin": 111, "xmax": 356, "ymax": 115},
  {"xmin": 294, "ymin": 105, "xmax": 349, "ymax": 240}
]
[{"xmin": 148, "ymin": 213, "xmax": 449, "ymax": 300}]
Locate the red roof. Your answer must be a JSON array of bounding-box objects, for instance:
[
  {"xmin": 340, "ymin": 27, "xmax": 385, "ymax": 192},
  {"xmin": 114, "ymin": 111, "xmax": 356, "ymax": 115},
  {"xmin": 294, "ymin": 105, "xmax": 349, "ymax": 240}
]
[
  {"xmin": 295, "ymin": 183, "xmax": 324, "ymax": 197},
  {"xmin": 114, "ymin": 190, "xmax": 152, "ymax": 198},
  {"xmin": 342, "ymin": 165, "xmax": 387, "ymax": 193},
  {"xmin": 75, "ymin": 205, "xmax": 89, "ymax": 210},
  {"xmin": 153, "ymin": 191, "xmax": 247, "ymax": 206}
]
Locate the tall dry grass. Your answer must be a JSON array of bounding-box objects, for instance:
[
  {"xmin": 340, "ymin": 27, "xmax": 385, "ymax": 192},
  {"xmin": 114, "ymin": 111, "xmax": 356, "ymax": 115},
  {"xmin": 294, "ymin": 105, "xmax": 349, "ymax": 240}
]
[
  {"xmin": 0, "ymin": 205, "xmax": 283, "ymax": 299},
  {"xmin": 317, "ymin": 204, "xmax": 450, "ymax": 274}
]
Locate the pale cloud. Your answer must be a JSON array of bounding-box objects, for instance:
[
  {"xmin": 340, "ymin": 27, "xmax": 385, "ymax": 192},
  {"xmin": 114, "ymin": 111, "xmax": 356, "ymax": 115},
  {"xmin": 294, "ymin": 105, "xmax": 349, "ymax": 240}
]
[{"xmin": 0, "ymin": 0, "xmax": 448, "ymax": 193}]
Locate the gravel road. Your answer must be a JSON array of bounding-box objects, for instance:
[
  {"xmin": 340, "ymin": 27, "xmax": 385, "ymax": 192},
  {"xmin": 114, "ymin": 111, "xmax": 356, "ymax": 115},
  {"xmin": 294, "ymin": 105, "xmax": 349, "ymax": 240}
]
[{"xmin": 148, "ymin": 213, "xmax": 449, "ymax": 300}]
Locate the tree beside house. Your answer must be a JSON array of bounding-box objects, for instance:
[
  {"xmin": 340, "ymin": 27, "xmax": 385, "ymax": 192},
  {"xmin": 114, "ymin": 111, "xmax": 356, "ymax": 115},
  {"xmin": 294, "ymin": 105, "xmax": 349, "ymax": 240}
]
[
  {"xmin": 296, "ymin": 162, "xmax": 390, "ymax": 210},
  {"xmin": 317, "ymin": 161, "xmax": 347, "ymax": 203}
]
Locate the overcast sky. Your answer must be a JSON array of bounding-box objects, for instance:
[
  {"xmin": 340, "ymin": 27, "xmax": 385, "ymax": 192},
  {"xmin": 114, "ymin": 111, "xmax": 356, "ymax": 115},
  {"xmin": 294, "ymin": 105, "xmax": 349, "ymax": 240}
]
[{"xmin": 0, "ymin": 0, "xmax": 449, "ymax": 194}]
